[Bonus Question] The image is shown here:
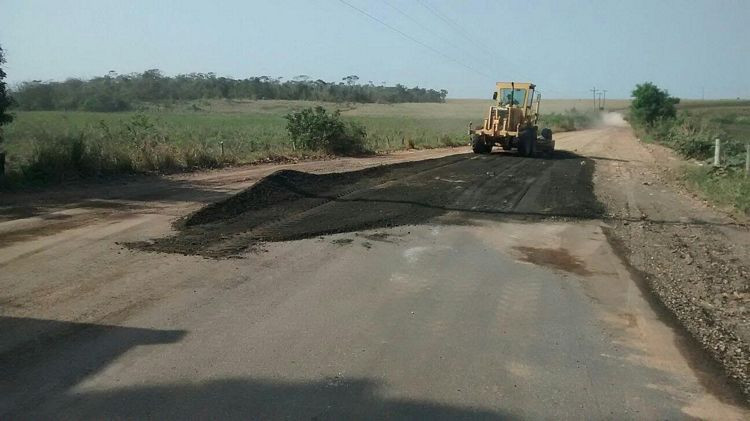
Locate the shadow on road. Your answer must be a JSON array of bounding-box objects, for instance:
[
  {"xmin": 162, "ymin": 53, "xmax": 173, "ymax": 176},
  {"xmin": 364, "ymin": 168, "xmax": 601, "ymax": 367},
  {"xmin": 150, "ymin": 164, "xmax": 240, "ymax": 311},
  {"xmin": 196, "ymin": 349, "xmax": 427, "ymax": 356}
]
[
  {"xmin": 23, "ymin": 376, "xmax": 508, "ymax": 419},
  {"xmin": 0, "ymin": 316, "xmax": 186, "ymax": 417},
  {"xmin": 0, "ymin": 317, "xmax": 508, "ymax": 418}
]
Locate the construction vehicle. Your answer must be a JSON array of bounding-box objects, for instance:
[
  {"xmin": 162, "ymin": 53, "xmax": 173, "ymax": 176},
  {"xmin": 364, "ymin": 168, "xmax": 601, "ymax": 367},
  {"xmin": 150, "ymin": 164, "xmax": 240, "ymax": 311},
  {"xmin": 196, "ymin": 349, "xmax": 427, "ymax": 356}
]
[{"xmin": 469, "ymin": 82, "xmax": 554, "ymax": 156}]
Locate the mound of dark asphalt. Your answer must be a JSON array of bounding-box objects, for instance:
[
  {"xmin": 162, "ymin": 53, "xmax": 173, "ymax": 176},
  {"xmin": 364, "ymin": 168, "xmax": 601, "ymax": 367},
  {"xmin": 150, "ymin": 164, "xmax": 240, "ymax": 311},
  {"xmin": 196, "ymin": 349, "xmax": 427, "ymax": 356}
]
[{"xmin": 133, "ymin": 152, "xmax": 604, "ymax": 257}]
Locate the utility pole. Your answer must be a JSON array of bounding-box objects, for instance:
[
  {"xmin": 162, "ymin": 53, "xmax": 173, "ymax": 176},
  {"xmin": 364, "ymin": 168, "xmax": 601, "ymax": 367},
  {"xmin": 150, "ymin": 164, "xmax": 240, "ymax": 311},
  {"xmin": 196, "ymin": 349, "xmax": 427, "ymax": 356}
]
[
  {"xmin": 590, "ymin": 87, "xmax": 598, "ymax": 111},
  {"xmin": 602, "ymin": 90, "xmax": 607, "ymax": 110}
]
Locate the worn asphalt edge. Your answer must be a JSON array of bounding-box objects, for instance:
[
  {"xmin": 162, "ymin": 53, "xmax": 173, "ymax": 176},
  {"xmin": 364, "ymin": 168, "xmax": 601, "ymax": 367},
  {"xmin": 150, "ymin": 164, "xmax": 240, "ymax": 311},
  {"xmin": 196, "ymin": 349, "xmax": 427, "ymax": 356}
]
[{"xmin": 601, "ymin": 225, "xmax": 750, "ymax": 404}]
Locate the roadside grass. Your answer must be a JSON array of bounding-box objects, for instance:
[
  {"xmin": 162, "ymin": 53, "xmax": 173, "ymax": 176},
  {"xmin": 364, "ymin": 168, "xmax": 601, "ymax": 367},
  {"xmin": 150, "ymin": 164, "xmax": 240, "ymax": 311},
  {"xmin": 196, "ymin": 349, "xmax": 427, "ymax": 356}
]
[
  {"xmin": 684, "ymin": 166, "xmax": 750, "ymax": 215},
  {"xmin": 632, "ymin": 100, "xmax": 750, "ymax": 214},
  {"xmin": 1, "ymin": 99, "xmax": 601, "ymax": 188}
]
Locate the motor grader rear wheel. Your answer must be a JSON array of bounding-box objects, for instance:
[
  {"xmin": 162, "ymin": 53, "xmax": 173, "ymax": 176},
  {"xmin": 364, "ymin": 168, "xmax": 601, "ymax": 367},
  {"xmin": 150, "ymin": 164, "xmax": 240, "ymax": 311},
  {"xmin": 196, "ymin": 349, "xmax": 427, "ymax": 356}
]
[{"xmin": 539, "ymin": 128, "xmax": 554, "ymax": 156}]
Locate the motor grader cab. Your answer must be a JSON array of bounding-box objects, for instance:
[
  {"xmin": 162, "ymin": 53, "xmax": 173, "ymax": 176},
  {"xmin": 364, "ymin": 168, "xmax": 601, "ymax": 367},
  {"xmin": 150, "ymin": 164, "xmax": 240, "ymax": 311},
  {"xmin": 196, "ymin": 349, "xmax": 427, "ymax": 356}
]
[{"xmin": 469, "ymin": 82, "xmax": 554, "ymax": 156}]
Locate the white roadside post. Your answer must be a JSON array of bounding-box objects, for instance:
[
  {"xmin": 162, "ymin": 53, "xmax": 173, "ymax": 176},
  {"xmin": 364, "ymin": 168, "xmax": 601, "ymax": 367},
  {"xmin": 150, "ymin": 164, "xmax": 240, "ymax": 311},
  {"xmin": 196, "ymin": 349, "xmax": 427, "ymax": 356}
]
[{"xmin": 714, "ymin": 138, "xmax": 721, "ymax": 166}]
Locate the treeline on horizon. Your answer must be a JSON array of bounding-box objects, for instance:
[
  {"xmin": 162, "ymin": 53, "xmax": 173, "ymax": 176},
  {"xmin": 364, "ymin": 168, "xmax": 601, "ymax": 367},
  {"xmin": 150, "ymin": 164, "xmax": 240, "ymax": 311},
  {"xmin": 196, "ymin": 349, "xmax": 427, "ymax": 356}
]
[{"xmin": 10, "ymin": 70, "xmax": 449, "ymax": 112}]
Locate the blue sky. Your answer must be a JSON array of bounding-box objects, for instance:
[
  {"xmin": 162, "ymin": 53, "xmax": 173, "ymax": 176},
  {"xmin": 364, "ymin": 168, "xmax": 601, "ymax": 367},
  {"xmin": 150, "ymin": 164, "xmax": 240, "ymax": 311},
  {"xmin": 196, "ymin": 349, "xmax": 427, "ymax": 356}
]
[{"xmin": 1, "ymin": 0, "xmax": 748, "ymax": 99}]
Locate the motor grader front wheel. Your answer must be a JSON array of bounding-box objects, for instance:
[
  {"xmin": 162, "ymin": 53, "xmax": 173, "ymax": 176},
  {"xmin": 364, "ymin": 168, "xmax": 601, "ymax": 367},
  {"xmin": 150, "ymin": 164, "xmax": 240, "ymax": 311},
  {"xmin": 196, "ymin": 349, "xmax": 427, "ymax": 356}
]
[{"xmin": 471, "ymin": 134, "xmax": 492, "ymax": 154}]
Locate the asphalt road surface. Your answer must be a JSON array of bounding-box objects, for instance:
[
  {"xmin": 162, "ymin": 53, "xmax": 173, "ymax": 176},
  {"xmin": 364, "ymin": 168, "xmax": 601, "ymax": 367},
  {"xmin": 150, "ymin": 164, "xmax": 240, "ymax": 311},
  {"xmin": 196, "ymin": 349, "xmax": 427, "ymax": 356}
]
[{"xmin": 1, "ymin": 125, "xmax": 748, "ymax": 419}]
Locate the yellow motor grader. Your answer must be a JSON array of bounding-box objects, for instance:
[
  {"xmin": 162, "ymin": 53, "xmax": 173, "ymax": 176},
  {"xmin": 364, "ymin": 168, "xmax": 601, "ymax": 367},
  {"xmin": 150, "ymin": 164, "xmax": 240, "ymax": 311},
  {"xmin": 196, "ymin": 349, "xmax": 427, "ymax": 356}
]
[{"xmin": 469, "ymin": 82, "xmax": 553, "ymax": 156}]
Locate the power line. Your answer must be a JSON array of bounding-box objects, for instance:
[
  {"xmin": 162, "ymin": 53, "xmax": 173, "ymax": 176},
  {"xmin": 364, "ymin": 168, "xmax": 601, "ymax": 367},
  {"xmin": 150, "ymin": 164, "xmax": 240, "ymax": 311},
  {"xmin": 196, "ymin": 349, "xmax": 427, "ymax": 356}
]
[
  {"xmin": 415, "ymin": 0, "xmax": 518, "ymax": 80},
  {"xmin": 416, "ymin": 0, "xmax": 481, "ymax": 47},
  {"xmin": 382, "ymin": 0, "xmax": 499, "ymax": 75},
  {"xmin": 337, "ymin": 0, "xmax": 494, "ymax": 80},
  {"xmin": 382, "ymin": 0, "xmax": 466, "ymax": 54}
]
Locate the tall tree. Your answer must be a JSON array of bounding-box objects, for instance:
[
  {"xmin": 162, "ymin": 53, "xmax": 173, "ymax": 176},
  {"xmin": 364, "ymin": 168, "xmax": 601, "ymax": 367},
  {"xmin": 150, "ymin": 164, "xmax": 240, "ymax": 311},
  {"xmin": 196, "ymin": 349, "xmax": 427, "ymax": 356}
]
[
  {"xmin": 342, "ymin": 75, "xmax": 359, "ymax": 86},
  {"xmin": 630, "ymin": 82, "xmax": 680, "ymax": 125},
  {"xmin": 11, "ymin": 70, "xmax": 448, "ymax": 110},
  {"xmin": 0, "ymin": 44, "xmax": 14, "ymax": 175},
  {"xmin": 0, "ymin": 45, "xmax": 13, "ymax": 128}
]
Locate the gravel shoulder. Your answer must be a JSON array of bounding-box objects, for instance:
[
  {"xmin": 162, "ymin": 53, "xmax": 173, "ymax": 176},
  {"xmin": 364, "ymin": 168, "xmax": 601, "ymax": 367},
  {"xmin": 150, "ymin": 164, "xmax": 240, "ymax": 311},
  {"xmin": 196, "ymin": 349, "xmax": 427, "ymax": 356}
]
[{"xmin": 563, "ymin": 125, "xmax": 750, "ymax": 397}]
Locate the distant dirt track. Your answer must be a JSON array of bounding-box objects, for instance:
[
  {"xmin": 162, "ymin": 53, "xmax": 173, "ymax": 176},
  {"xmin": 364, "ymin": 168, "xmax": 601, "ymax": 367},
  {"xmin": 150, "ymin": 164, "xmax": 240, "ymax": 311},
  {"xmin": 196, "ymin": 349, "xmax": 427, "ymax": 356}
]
[{"xmin": 138, "ymin": 151, "xmax": 603, "ymax": 257}]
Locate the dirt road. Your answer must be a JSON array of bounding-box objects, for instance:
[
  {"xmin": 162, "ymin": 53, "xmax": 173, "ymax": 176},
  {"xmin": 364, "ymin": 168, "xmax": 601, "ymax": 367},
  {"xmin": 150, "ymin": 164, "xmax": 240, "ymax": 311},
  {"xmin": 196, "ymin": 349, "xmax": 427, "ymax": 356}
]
[{"xmin": 1, "ymin": 125, "xmax": 748, "ymax": 419}]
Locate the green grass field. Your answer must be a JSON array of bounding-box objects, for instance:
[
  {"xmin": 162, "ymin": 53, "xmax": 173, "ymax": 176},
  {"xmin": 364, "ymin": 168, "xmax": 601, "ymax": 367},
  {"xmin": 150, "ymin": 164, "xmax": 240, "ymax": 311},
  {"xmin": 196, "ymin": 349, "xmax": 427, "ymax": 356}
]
[
  {"xmin": 677, "ymin": 100, "xmax": 750, "ymax": 141},
  {"xmin": 1, "ymin": 98, "xmax": 605, "ymax": 186},
  {"xmin": 4, "ymin": 99, "xmax": 488, "ymax": 166}
]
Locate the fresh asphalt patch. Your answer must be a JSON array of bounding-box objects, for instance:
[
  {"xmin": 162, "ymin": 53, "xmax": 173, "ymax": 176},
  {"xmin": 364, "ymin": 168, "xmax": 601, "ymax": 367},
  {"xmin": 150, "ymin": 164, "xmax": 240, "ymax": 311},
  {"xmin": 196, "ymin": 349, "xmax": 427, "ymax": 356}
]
[{"xmin": 130, "ymin": 151, "xmax": 604, "ymax": 257}]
